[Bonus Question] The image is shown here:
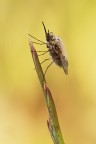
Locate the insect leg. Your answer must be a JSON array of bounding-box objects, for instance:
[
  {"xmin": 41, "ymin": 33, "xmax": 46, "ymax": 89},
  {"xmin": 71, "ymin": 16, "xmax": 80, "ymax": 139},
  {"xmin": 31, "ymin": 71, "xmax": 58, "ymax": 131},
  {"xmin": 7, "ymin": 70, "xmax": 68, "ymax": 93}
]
[
  {"xmin": 28, "ymin": 34, "xmax": 47, "ymax": 44},
  {"xmin": 40, "ymin": 58, "xmax": 51, "ymax": 65},
  {"xmin": 44, "ymin": 56, "xmax": 60, "ymax": 76},
  {"xmin": 44, "ymin": 61, "xmax": 54, "ymax": 76},
  {"xmin": 30, "ymin": 50, "xmax": 49, "ymax": 56},
  {"xmin": 30, "ymin": 50, "xmax": 49, "ymax": 53},
  {"xmin": 33, "ymin": 58, "xmax": 51, "ymax": 70},
  {"xmin": 31, "ymin": 41, "xmax": 45, "ymax": 45},
  {"xmin": 38, "ymin": 50, "xmax": 50, "ymax": 56}
]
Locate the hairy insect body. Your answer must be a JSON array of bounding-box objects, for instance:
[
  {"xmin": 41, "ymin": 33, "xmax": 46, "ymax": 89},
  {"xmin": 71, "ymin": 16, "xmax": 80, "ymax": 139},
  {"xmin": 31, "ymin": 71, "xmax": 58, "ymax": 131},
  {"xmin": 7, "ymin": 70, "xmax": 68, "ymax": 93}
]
[
  {"xmin": 46, "ymin": 33, "xmax": 68, "ymax": 74},
  {"xmin": 29, "ymin": 22, "xmax": 68, "ymax": 75}
]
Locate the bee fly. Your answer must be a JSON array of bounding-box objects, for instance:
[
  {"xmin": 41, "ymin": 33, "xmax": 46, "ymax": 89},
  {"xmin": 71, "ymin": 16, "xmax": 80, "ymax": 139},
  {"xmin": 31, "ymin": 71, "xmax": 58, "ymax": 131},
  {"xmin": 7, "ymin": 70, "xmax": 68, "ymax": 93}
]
[
  {"xmin": 29, "ymin": 22, "xmax": 68, "ymax": 75},
  {"xmin": 42, "ymin": 22, "xmax": 68, "ymax": 75}
]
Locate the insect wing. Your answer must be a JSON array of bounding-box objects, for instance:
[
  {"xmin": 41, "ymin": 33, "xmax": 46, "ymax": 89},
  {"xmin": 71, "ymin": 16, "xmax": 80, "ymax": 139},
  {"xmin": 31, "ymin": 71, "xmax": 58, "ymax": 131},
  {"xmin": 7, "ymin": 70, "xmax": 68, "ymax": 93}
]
[{"xmin": 61, "ymin": 56, "xmax": 68, "ymax": 75}]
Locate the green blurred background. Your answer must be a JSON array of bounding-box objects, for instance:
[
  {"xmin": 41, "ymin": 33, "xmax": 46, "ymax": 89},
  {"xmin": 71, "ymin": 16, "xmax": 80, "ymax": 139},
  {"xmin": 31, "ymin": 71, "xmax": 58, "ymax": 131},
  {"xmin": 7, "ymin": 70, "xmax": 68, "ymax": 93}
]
[{"xmin": 0, "ymin": 0, "xmax": 96, "ymax": 144}]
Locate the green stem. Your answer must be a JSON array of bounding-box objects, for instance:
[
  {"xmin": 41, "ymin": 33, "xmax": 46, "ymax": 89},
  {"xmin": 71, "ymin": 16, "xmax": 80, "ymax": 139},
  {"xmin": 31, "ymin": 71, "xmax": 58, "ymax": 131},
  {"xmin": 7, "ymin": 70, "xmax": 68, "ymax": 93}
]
[{"xmin": 29, "ymin": 40, "xmax": 65, "ymax": 144}]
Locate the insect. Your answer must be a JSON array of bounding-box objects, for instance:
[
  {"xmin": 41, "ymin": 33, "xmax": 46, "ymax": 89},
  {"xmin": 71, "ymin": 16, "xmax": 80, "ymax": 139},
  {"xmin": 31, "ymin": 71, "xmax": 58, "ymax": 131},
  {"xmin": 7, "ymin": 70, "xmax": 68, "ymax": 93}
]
[{"xmin": 29, "ymin": 22, "xmax": 68, "ymax": 75}]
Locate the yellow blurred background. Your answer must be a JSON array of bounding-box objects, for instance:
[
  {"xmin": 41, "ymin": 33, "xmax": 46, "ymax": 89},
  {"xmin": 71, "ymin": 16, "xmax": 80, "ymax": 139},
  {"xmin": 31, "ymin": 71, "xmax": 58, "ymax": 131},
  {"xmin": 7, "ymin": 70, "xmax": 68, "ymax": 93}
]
[{"xmin": 0, "ymin": 0, "xmax": 96, "ymax": 144}]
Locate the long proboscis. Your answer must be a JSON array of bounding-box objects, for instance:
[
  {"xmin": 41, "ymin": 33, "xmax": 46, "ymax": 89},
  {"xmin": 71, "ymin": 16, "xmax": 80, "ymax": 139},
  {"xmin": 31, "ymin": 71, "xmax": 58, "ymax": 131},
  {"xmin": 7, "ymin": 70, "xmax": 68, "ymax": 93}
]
[{"xmin": 42, "ymin": 21, "xmax": 48, "ymax": 37}]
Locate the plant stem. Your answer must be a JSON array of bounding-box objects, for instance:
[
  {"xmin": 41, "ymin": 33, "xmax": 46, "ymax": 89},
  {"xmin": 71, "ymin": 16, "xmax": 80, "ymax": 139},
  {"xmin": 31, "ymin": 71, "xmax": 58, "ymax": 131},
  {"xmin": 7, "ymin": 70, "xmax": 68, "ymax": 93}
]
[{"xmin": 29, "ymin": 40, "xmax": 65, "ymax": 144}]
